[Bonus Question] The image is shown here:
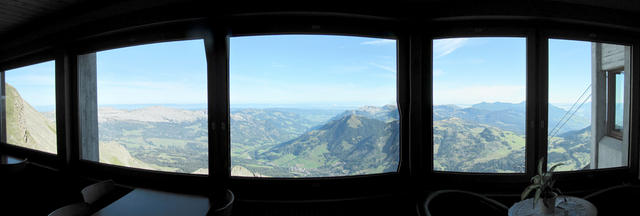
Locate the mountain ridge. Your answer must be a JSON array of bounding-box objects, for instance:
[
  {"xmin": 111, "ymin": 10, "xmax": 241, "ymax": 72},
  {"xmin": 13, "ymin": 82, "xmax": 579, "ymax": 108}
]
[
  {"xmin": 255, "ymin": 113, "xmax": 399, "ymax": 177},
  {"xmin": 5, "ymin": 84, "xmax": 57, "ymax": 154}
]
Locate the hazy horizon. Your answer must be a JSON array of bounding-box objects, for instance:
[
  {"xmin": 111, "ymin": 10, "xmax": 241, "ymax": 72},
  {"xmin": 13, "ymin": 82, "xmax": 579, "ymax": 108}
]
[
  {"xmin": 8, "ymin": 36, "xmax": 608, "ymax": 115},
  {"xmin": 30, "ymin": 100, "xmax": 593, "ymax": 113}
]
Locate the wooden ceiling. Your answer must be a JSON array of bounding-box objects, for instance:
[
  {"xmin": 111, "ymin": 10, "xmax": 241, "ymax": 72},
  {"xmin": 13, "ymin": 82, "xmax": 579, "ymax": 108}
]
[
  {"xmin": 1, "ymin": 0, "xmax": 640, "ymax": 40},
  {"xmin": 2, "ymin": 0, "xmax": 640, "ymax": 66},
  {"xmin": 0, "ymin": 0, "xmax": 90, "ymax": 36}
]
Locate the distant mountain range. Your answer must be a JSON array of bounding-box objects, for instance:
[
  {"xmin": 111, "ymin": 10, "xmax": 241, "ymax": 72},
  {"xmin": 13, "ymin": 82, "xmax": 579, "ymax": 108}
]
[
  {"xmin": 6, "ymin": 84, "xmax": 594, "ymax": 176},
  {"xmin": 436, "ymin": 102, "xmax": 590, "ymax": 135},
  {"xmin": 5, "ymin": 83, "xmax": 173, "ymax": 172}
]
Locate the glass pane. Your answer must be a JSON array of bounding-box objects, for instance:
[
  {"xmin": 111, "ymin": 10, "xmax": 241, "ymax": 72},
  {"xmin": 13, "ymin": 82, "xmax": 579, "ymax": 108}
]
[
  {"xmin": 548, "ymin": 39, "xmax": 628, "ymax": 171},
  {"xmin": 95, "ymin": 40, "xmax": 208, "ymax": 174},
  {"xmin": 3, "ymin": 61, "xmax": 57, "ymax": 154},
  {"xmin": 432, "ymin": 37, "xmax": 526, "ymax": 173},
  {"xmin": 230, "ymin": 35, "xmax": 399, "ymax": 177},
  {"xmin": 614, "ymin": 72, "xmax": 624, "ymax": 130}
]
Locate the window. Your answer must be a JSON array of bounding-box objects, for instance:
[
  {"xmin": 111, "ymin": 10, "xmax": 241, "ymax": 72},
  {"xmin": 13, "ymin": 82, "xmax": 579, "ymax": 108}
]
[
  {"xmin": 607, "ymin": 69, "xmax": 624, "ymax": 138},
  {"xmin": 1, "ymin": 61, "xmax": 57, "ymax": 154},
  {"xmin": 432, "ymin": 37, "xmax": 527, "ymax": 173},
  {"xmin": 83, "ymin": 40, "xmax": 208, "ymax": 174},
  {"xmin": 548, "ymin": 39, "xmax": 629, "ymax": 171},
  {"xmin": 229, "ymin": 35, "xmax": 399, "ymax": 177},
  {"xmin": 6, "ymin": 155, "xmax": 22, "ymax": 164}
]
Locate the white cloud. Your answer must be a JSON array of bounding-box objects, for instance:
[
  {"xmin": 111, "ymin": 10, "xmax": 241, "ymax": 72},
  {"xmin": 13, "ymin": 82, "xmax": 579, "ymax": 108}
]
[
  {"xmin": 433, "ymin": 84, "xmax": 526, "ymax": 105},
  {"xmin": 434, "ymin": 38, "xmax": 468, "ymax": 58},
  {"xmin": 360, "ymin": 39, "xmax": 396, "ymax": 45},
  {"xmin": 434, "ymin": 69, "xmax": 445, "ymax": 77}
]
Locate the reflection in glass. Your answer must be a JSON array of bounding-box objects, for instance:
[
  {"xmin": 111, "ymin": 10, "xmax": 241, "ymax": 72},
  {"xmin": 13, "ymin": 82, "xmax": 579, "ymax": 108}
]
[{"xmin": 614, "ymin": 72, "xmax": 624, "ymax": 130}]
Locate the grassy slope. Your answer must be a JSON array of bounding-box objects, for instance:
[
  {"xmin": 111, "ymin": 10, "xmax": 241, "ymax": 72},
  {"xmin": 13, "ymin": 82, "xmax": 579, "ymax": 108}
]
[
  {"xmin": 5, "ymin": 84, "xmax": 57, "ymax": 154},
  {"xmin": 247, "ymin": 114, "xmax": 399, "ymax": 177},
  {"xmin": 433, "ymin": 117, "xmax": 526, "ymax": 173},
  {"xmin": 99, "ymin": 141, "xmax": 177, "ymax": 172},
  {"xmin": 6, "ymin": 83, "xmax": 173, "ymax": 171}
]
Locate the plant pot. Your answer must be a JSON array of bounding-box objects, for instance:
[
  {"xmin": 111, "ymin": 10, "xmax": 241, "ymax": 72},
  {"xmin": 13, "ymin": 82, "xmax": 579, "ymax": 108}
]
[{"xmin": 539, "ymin": 192, "xmax": 558, "ymax": 214}]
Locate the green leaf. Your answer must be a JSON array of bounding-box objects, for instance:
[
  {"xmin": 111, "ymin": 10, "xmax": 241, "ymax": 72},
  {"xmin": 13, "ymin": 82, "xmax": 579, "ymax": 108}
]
[
  {"xmin": 534, "ymin": 189, "xmax": 542, "ymax": 208},
  {"xmin": 548, "ymin": 163, "xmax": 564, "ymax": 173},
  {"xmin": 530, "ymin": 175, "xmax": 541, "ymax": 184},
  {"xmin": 521, "ymin": 184, "xmax": 540, "ymax": 200},
  {"xmin": 537, "ymin": 157, "xmax": 545, "ymax": 176}
]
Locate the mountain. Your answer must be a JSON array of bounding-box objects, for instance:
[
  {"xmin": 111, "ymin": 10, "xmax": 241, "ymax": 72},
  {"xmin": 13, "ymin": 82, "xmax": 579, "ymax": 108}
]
[
  {"xmin": 98, "ymin": 110, "xmax": 208, "ymax": 173},
  {"xmin": 4, "ymin": 83, "xmax": 171, "ymax": 172},
  {"xmin": 432, "ymin": 102, "xmax": 592, "ymax": 172},
  {"xmin": 434, "ymin": 104, "xmax": 526, "ymax": 135},
  {"xmin": 332, "ymin": 105, "xmax": 399, "ymax": 122},
  {"xmin": 434, "ymin": 102, "xmax": 590, "ymax": 135},
  {"xmin": 4, "ymin": 84, "xmax": 57, "ymax": 154},
  {"xmin": 231, "ymin": 165, "xmax": 268, "ymax": 177},
  {"xmin": 6, "ymin": 87, "xmax": 593, "ymax": 176},
  {"xmin": 254, "ymin": 114, "xmax": 399, "ymax": 177},
  {"xmin": 251, "ymin": 108, "xmax": 345, "ymax": 126},
  {"xmin": 98, "ymin": 106, "xmax": 206, "ymax": 123},
  {"xmin": 471, "ymin": 101, "xmax": 525, "ymax": 111},
  {"xmin": 230, "ymin": 109, "xmax": 315, "ymax": 148},
  {"xmin": 230, "ymin": 108, "xmax": 320, "ymax": 164},
  {"xmin": 548, "ymin": 126, "xmax": 591, "ymax": 171},
  {"xmin": 547, "ymin": 104, "xmax": 590, "ymax": 135},
  {"xmin": 433, "ymin": 117, "xmax": 526, "ymax": 172},
  {"xmin": 99, "ymin": 141, "xmax": 177, "ymax": 172}
]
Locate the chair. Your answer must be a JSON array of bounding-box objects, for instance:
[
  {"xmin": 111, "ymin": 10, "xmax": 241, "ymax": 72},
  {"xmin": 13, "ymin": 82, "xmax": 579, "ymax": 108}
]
[
  {"xmin": 421, "ymin": 190, "xmax": 508, "ymax": 216},
  {"xmin": 0, "ymin": 157, "xmax": 29, "ymax": 188},
  {"xmin": 0, "ymin": 157, "xmax": 28, "ymax": 173},
  {"xmin": 81, "ymin": 179, "xmax": 116, "ymax": 204},
  {"xmin": 48, "ymin": 202, "xmax": 91, "ymax": 216},
  {"xmin": 583, "ymin": 183, "xmax": 640, "ymax": 215},
  {"xmin": 207, "ymin": 189, "xmax": 235, "ymax": 216}
]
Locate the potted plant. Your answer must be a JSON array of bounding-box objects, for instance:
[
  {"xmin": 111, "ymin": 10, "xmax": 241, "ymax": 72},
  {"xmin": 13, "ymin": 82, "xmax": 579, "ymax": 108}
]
[{"xmin": 521, "ymin": 157, "xmax": 564, "ymax": 214}]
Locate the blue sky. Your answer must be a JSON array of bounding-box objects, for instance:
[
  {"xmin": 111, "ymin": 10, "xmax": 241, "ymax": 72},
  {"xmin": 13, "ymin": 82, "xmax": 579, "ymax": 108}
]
[
  {"xmin": 230, "ymin": 35, "xmax": 397, "ymax": 108},
  {"xmin": 434, "ymin": 37, "xmax": 594, "ymax": 106},
  {"xmin": 4, "ymin": 61, "xmax": 56, "ymax": 108},
  {"xmin": 548, "ymin": 39, "xmax": 592, "ymax": 104},
  {"xmin": 4, "ymin": 36, "xmax": 620, "ymax": 110},
  {"xmin": 433, "ymin": 37, "xmax": 527, "ymax": 105},
  {"xmin": 96, "ymin": 39, "xmax": 208, "ymax": 106}
]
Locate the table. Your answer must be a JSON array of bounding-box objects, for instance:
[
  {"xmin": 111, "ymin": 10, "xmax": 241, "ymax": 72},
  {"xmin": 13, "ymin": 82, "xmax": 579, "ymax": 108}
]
[
  {"xmin": 509, "ymin": 196, "xmax": 597, "ymax": 216},
  {"xmin": 92, "ymin": 188, "xmax": 210, "ymax": 216}
]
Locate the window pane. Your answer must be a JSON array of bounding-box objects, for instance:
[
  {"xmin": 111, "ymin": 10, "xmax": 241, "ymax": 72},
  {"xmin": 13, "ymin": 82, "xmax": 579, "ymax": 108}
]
[
  {"xmin": 432, "ymin": 37, "xmax": 526, "ymax": 173},
  {"xmin": 614, "ymin": 72, "xmax": 624, "ymax": 130},
  {"xmin": 94, "ymin": 40, "xmax": 208, "ymax": 174},
  {"xmin": 230, "ymin": 35, "xmax": 399, "ymax": 178},
  {"xmin": 548, "ymin": 39, "xmax": 629, "ymax": 171},
  {"xmin": 3, "ymin": 61, "xmax": 57, "ymax": 154}
]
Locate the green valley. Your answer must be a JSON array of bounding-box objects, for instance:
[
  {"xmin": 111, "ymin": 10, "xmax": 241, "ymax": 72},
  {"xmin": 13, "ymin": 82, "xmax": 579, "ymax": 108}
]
[{"xmin": 3, "ymin": 83, "xmax": 595, "ymax": 177}]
